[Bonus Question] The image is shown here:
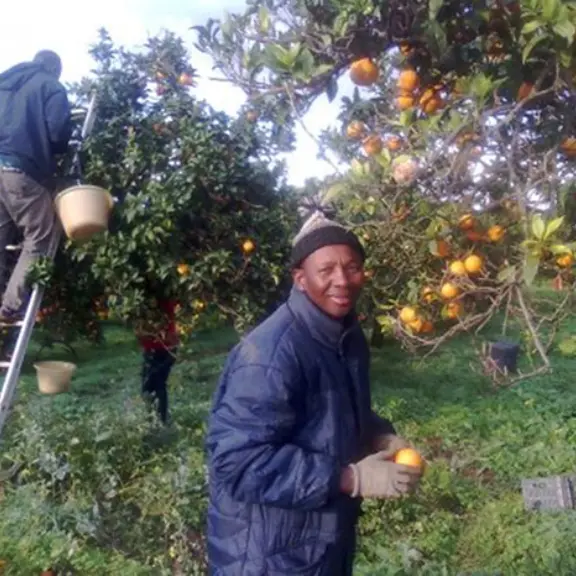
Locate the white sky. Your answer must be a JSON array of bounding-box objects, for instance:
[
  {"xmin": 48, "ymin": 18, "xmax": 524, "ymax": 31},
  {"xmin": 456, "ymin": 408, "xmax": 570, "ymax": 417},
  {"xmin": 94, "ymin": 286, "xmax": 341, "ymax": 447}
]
[{"xmin": 0, "ymin": 0, "xmax": 356, "ymax": 186}]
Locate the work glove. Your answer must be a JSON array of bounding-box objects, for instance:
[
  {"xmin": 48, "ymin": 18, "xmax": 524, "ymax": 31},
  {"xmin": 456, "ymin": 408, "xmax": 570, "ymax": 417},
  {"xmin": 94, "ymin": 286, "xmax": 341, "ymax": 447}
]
[
  {"xmin": 371, "ymin": 433, "xmax": 411, "ymax": 460},
  {"xmin": 349, "ymin": 451, "xmax": 422, "ymax": 499}
]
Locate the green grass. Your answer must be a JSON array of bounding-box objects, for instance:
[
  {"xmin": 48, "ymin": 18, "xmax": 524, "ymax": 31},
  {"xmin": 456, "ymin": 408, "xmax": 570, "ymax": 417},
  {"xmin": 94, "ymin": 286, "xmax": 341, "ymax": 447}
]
[{"xmin": 1, "ymin": 313, "xmax": 576, "ymax": 575}]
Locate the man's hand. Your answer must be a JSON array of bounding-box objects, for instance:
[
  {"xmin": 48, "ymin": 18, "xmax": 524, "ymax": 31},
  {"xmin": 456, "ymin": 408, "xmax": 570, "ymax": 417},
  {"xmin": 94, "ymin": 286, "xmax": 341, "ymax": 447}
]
[
  {"xmin": 346, "ymin": 451, "xmax": 422, "ymax": 499},
  {"xmin": 371, "ymin": 433, "xmax": 411, "ymax": 460}
]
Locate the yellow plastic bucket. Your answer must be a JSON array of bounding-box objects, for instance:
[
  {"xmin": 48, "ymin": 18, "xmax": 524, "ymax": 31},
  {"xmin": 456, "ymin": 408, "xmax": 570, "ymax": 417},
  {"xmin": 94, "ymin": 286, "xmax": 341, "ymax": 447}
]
[
  {"xmin": 34, "ymin": 361, "xmax": 77, "ymax": 395},
  {"xmin": 54, "ymin": 185, "xmax": 113, "ymax": 241}
]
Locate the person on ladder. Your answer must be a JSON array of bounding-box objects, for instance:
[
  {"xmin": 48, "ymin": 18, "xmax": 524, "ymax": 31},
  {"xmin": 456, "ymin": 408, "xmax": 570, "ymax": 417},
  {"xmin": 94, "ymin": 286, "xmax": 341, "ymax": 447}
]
[{"xmin": 0, "ymin": 50, "xmax": 72, "ymax": 343}]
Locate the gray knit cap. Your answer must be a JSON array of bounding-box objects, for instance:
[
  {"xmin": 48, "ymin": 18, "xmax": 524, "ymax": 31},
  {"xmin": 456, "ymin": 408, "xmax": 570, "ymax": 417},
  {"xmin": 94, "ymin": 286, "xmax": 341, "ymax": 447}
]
[{"xmin": 290, "ymin": 211, "xmax": 365, "ymax": 268}]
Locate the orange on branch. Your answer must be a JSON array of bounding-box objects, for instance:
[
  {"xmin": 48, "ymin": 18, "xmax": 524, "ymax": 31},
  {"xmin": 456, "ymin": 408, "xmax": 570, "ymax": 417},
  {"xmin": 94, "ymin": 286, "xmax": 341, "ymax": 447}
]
[
  {"xmin": 362, "ymin": 134, "xmax": 383, "ymax": 156},
  {"xmin": 350, "ymin": 58, "xmax": 379, "ymax": 86},
  {"xmin": 466, "ymin": 230, "xmax": 483, "ymax": 242},
  {"xmin": 399, "ymin": 306, "xmax": 417, "ymax": 324},
  {"xmin": 346, "ymin": 120, "xmax": 366, "ymax": 140},
  {"xmin": 397, "ymin": 69, "xmax": 419, "ymax": 92},
  {"xmin": 421, "ymin": 320, "xmax": 434, "ymax": 333},
  {"xmin": 517, "ymin": 81, "xmax": 534, "ymax": 101},
  {"xmin": 557, "ymin": 253, "xmax": 574, "ymax": 268},
  {"xmin": 446, "ymin": 301, "xmax": 463, "ymax": 319},
  {"xmin": 459, "ymin": 213, "xmax": 475, "ymax": 231},
  {"xmin": 177, "ymin": 263, "xmax": 190, "ymax": 276},
  {"xmin": 464, "ymin": 254, "xmax": 483, "ymax": 274},
  {"xmin": 419, "ymin": 88, "xmax": 443, "ymax": 114},
  {"xmin": 487, "ymin": 224, "xmax": 505, "ymax": 242},
  {"xmin": 396, "ymin": 93, "xmax": 415, "ymax": 110},
  {"xmin": 386, "ymin": 136, "xmax": 403, "ymax": 151},
  {"xmin": 394, "ymin": 447, "xmax": 424, "ymax": 470},
  {"xmin": 440, "ymin": 282, "xmax": 459, "ymax": 300},
  {"xmin": 242, "ymin": 239, "xmax": 256, "ymax": 254},
  {"xmin": 449, "ymin": 260, "xmax": 467, "ymax": 277},
  {"xmin": 560, "ymin": 137, "xmax": 576, "ymax": 157},
  {"xmin": 436, "ymin": 239, "xmax": 451, "ymax": 258},
  {"xmin": 421, "ymin": 287, "xmax": 435, "ymax": 303},
  {"xmin": 408, "ymin": 317, "xmax": 424, "ymax": 333}
]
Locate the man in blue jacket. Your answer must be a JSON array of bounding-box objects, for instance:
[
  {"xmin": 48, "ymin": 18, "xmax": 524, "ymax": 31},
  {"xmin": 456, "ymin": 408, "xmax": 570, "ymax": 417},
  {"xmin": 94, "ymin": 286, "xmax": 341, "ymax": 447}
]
[
  {"xmin": 206, "ymin": 211, "xmax": 423, "ymax": 575},
  {"xmin": 0, "ymin": 50, "xmax": 72, "ymax": 325}
]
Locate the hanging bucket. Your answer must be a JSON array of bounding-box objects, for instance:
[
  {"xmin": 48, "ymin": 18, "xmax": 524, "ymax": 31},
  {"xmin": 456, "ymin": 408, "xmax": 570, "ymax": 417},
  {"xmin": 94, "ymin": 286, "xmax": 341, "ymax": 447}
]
[
  {"xmin": 54, "ymin": 185, "xmax": 113, "ymax": 241},
  {"xmin": 34, "ymin": 361, "xmax": 77, "ymax": 395}
]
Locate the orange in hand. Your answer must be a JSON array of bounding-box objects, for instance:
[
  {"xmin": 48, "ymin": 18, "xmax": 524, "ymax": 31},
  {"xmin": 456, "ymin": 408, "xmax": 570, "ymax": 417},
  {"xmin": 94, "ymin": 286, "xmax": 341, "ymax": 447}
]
[{"xmin": 394, "ymin": 447, "xmax": 424, "ymax": 470}]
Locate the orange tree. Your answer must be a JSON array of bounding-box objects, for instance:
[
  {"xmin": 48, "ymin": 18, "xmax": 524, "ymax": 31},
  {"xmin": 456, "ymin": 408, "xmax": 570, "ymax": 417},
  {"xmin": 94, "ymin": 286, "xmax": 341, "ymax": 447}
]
[
  {"xmin": 196, "ymin": 0, "xmax": 576, "ymax": 381},
  {"xmin": 31, "ymin": 29, "xmax": 298, "ymax": 347}
]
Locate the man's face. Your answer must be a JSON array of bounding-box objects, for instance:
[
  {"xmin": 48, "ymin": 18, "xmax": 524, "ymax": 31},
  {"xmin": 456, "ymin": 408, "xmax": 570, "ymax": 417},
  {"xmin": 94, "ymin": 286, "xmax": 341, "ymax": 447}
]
[{"xmin": 292, "ymin": 244, "xmax": 365, "ymax": 319}]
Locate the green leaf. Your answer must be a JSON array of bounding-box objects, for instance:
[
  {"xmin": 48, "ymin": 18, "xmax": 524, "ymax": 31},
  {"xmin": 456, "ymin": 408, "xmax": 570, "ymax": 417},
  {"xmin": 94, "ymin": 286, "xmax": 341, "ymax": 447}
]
[
  {"xmin": 523, "ymin": 252, "xmax": 541, "ymax": 286},
  {"xmin": 542, "ymin": 0, "xmax": 560, "ymax": 22},
  {"xmin": 522, "ymin": 19, "xmax": 545, "ymax": 35},
  {"xmin": 522, "ymin": 33, "xmax": 549, "ymax": 63},
  {"xmin": 326, "ymin": 76, "xmax": 338, "ymax": 102},
  {"xmin": 322, "ymin": 182, "xmax": 348, "ymax": 202},
  {"xmin": 549, "ymin": 244, "xmax": 573, "ymax": 255},
  {"xmin": 531, "ymin": 214, "xmax": 546, "ymax": 239},
  {"xmin": 258, "ymin": 5, "xmax": 270, "ymax": 34},
  {"xmin": 553, "ymin": 20, "xmax": 576, "ymax": 43},
  {"xmin": 497, "ymin": 265, "xmax": 517, "ymax": 284},
  {"xmin": 544, "ymin": 215, "xmax": 565, "ymax": 239},
  {"xmin": 428, "ymin": 0, "xmax": 443, "ymax": 20}
]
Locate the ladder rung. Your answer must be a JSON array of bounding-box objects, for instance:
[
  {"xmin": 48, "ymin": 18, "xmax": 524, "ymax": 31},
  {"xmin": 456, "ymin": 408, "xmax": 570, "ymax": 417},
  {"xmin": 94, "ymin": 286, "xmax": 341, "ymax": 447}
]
[
  {"xmin": 0, "ymin": 361, "xmax": 10, "ymax": 370},
  {"xmin": 0, "ymin": 321, "xmax": 23, "ymax": 328},
  {"xmin": 5, "ymin": 245, "xmax": 22, "ymax": 251}
]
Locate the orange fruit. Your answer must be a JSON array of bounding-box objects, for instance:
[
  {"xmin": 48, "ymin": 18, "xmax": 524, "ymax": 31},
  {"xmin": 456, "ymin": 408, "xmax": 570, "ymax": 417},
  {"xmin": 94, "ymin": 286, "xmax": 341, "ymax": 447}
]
[
  {"xmin": 517, "ymin": 81, "xmax": 533, "ymax": 101},
  {"xmin": 346, "ymin": 120, "xmax": 366, "ymax": 140},
  {"xmin": 421, "ymin": 320, "xmax": 434, "ymax": 333},
  {"xmin": 177, "ymin": 263, "xmax": 190, "ymax": 276},
  {"xmin": 350, "ymin": 58, "xmax": 379, "ymax": 86},
  {"xmin": 560, "ymin": 137, "xmax": 576, "ymax": 157},
  {"xmin": 446, "ymin": 301, "xmax": 463, "ymax": 319},
  {"xmin": 419, "ymin": 88, "xmax": 443, "ymax": 114},
  {"xmin": 362, "ymin": 135, "xmax": 383, "ymax": 156},
  {"xmin": 408, "ymin": 317, "xmax": 424, "ymax": 333},
  {"xmin": 449, "ymin": 260, "xmax": 467, "ymax": 276},
  {"xmin": 459, "ymin": 213, "xmax": 475, "ymax": 231},
  {"xmin": 397, "ymin": 69, "xmax": 419, "ymax": 92},
  {"xmin": 246, "ymin": 110, "xmax": 259, "ymax": 123},
  {"xmin": 421, "ymin": 287, "xmax": 435, "ymax": 303},
  {"xmin": 436, "ymin": 239, "xmax": 451, "ymax": 258},
  {"xmin": 242, "ymin": 239, "xmax": 256, "ymax": 254},
  {"xmin": 487, "ymin": 224, "xmax": 505, "ymax": 242},
  {"xmin": 396, "ymin": 93, "xmax": 415, "ymax": 110},
  {"xmin": 466, "ymin": 230, "xmax": 483, "ymax": 242},
  {"xmin": 464, "ymin": 254, "xmax": 483, "ymax": 274},
  {"xmin": 179, "ymin": 72, "xmax": 195, "ymax": 86},
  {"xmin": 386, "ymin": 136, "xmax": 403, "ymax": 151},
  {"xmin": 394, "ymin": 447, "xmax": 423, "ymax": 469},
  {"xmin": 440, "ymin": 282, "xmax": 459, "ymax": 300},
  {"xmin": 399, "ymin": 306, "xmax": 417, "ymax": 324},
  {"xmin": 557, "ymin": 253, "xmax": 574, "ymax": 268}
]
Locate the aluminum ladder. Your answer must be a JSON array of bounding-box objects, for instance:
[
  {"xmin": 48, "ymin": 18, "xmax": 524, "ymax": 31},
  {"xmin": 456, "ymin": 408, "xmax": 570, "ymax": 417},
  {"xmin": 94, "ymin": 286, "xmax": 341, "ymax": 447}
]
[{"xmin": 0, "ymin": 93, "xmax": 99, "ymax": 441}]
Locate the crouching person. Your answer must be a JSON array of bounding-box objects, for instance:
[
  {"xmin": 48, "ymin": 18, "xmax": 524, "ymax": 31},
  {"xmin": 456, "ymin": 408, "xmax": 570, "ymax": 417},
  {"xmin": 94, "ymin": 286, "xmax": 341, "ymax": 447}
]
[{"xmin": 206, "ymin": 212, "xmax": 423, "ymax": 575}]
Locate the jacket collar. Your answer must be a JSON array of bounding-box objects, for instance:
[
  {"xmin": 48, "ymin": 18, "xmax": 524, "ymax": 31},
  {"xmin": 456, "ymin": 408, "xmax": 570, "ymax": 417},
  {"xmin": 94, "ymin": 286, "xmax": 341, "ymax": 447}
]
[{"xmin": 287, "ymin": 286, "xmax": 358, "ymax": 352}]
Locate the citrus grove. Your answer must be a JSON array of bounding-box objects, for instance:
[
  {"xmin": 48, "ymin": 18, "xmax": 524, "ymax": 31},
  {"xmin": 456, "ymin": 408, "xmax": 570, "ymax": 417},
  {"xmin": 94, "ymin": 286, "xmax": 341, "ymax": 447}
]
[
  {"xmin": 196, "ymin": 0, "xmax": 576, "ymax": 380},
  {"xmin": 28, "ymin": 29, "xmax": 298, "ymax": 348}
]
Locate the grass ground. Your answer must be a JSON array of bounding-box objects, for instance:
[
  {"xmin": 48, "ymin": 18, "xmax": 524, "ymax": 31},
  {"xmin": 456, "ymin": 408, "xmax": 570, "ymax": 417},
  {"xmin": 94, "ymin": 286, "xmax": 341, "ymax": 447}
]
[{"xmin": 1, "ymin": 309, "xmax": 576, "ymax": 575}]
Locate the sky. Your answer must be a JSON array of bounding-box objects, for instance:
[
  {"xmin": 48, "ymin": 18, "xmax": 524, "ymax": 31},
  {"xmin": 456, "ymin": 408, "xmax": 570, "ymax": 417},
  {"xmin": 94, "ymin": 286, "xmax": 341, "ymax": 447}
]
[{"xmin": 0, "ymin": 0, "xmax": 355, "ymax": 187}]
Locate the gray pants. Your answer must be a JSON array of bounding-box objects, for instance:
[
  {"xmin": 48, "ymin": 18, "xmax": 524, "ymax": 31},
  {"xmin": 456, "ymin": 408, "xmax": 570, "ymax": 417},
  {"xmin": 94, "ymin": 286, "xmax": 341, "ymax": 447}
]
[{"xmin": 0, "ymin": 170, "xmax": 56, "ymax": 316}]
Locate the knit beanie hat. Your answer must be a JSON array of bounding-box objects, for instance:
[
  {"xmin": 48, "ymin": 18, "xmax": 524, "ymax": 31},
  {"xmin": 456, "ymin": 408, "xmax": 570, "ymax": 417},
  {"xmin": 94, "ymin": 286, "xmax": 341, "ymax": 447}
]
[{"xmin": 290, "ymin": 210, "xmax": 365, "ymax": 268}]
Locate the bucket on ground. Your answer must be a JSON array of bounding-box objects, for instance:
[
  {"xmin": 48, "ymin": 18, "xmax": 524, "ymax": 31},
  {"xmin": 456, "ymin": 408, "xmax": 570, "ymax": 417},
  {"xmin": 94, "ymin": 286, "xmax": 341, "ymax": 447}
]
[
  {"xmin": 54, "ymin": 185, "xmax": 113, "ymax": 241},
  {"xmin": 34, "ymin": 361, "xmax": 77, "ymax": 395}
]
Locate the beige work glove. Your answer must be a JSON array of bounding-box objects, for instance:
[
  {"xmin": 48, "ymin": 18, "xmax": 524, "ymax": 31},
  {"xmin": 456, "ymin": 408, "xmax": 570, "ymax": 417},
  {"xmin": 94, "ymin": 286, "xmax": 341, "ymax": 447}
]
[
  {"xmin": 371, "ymin": 433, "xmax": 411, "ymax": 460},
  {"xmin": 349, "ymin": 451, "xmax": 422, "ymax": 499}
]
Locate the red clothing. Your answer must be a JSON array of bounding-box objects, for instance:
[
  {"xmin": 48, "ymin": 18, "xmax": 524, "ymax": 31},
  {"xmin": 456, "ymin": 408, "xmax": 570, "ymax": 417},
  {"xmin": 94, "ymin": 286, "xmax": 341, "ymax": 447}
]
[{"xmin": 137, "ymin": 299, "xmax": 179, "ymax": 351}]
